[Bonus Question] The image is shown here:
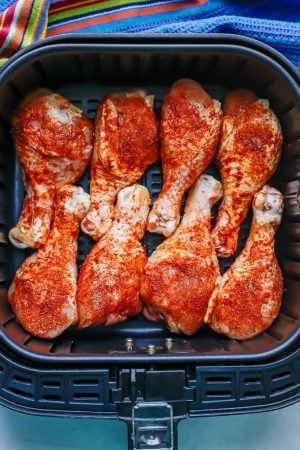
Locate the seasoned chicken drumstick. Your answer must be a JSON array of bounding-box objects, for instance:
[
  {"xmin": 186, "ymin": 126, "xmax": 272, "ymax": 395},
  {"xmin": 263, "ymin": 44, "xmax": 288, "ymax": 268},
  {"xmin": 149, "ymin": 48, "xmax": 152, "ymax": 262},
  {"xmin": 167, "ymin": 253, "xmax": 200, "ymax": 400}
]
[
  {"xmin": 205, "ymin": 185, "xmax": 283, "ymax": 340},
  {"xmin": 9, "ymin": 88, "xmax": 93, "ymax": 249},
  {"xmin": 8, "ymin": 186, "xmax": 90, "ymax": 339},
  {"xmin": 212, "ymin": 89, "xmax": 282, "ymax": 257},
  {"xmin": 81, "ymin": 91, "xmax": 158, "ymax": 240},
  {"xmin": 141, "ymin": 174, "xmax": 222, "ymax": 336},
  {"xmin": 147, "ymin": 79, "xmax": 222, "ymax": 237},
  {"xmin": 77, "ymin": 184, "xmax": 150, "ymax": 328}
]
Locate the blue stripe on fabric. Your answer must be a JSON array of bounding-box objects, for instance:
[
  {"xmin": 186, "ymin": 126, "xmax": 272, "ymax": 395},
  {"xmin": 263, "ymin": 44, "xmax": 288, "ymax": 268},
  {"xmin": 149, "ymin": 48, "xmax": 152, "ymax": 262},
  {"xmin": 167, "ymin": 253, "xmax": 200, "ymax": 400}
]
[
  {"xmin": 34, "ymin": 0, "xmax": 51, "ymax": 39},
  {"xmin": 71, "ymin": 0, "xmax": 300, "ymax": 35},
  {"xmin": 0, "ymin": 0, "xmax": 14, "ymax": 15},
  {"xmin": 74, "ymin": 1, "xmax": 300, "ymax": 70}
]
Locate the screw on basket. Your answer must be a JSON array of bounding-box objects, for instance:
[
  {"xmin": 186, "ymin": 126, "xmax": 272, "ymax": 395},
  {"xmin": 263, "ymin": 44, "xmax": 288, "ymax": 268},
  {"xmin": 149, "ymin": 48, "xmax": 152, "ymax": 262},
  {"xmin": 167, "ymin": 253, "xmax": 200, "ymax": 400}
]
[
  {"xmin": 165, "ymin": 338, "xmax": 173, "ymax": 350},
  {"xmin": 125, "ymin": 337, "xmax": 134, "ymax": 352},
  {"xmin": 147, "ymin": 344, "xmax": 156, "ymax": 355}
]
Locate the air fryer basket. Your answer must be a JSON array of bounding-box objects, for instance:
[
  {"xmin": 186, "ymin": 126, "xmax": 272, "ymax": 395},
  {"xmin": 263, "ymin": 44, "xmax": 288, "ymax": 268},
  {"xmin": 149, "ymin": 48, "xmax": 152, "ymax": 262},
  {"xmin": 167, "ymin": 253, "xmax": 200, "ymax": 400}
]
[{"xmin": 0, "ymin": 35, "xmax": 299, "ymax": 449}]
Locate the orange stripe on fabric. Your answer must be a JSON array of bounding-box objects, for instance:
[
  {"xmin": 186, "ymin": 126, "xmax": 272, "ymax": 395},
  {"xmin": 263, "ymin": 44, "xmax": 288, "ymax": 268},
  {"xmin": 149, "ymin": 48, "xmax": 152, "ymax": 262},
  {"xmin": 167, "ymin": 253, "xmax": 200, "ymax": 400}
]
[
  {"xmin": 0, "ymin": 10, "xmax": 7, "ymax": 30},
  {"xmin": 41, "ymin": 18, "xmax": 48, "ymax": 37},
  {"xmin": 47, "ymin": 0, "xmax": 205, "ymax": 35}
]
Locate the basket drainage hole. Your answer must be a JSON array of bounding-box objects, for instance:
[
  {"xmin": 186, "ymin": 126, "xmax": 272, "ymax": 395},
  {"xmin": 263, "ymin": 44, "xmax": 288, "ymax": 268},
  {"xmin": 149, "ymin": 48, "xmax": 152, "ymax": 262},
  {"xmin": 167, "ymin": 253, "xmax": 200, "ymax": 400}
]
[
  {"xmin": 9, "ymin": 387, "xmax": 32, "ymax": 399},
  {"xmin": 13, "ymin": 375, "xmax": 32, "ymax": 385},
  {"xmin": 43, "ymin": 381, "xmax": 61, "ymax": 387},
  {"xmin": 271, "ymin": 383, "xmax": 295, "ymax": 395},
  {"xmin": 73, "ymin": 393, "xmax": 99, "ymax": 400},
  {"xmin": 87, "ymin": 99, "xmax": 99, "ymax": 105},
  {"xmin": 206, "ymin": 377, "xmax": 232, "ymax": 384},
  {"xmin": 151, "ymin": 174, "xmax": 162, "ymax": 183},
  {"xmin": 271, "ymin": 371, "xmax": 291, "ymax": 382},
  {"xmin": 43, "ymin": 394, "xmax": 62, "ymax": 401},
  {"xmin": 243, "ymin": 377, "xmax": 262, "ymax": 384},
  {"xmin": 151, "ymin": 182, "xmax": 162, "ymax": 190},
  {"xmin": 73, "ymin": 379, "xmax": 98, "ymax": 386},
  {"xmin": 242, "ymin": 391, "xmax": 263, "ymax": 398},
  {"xmin": 205, "ymin": 390, "xmax": 232, "ymax": 398}
]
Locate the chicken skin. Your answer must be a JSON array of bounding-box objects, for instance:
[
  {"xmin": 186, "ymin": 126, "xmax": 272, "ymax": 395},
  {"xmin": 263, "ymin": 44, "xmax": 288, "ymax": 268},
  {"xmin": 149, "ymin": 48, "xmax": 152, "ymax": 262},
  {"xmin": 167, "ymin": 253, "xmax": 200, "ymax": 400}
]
[
  {"xmin": 205, "ymin": 185, "xmax": 283, "ymax": 340},
  {"xmin": 141, "ymin": 174, "xmax": 223, "ymax": 335},
  {"xmin": 212, "ymin": 89, "xmax": 282, "ymax": 257},
  {"xmin": 147, "ymin": 79, "xmax": 222, "ymax": 237},
  {"xmin": 9, "ymin": 88, "xmax": 93, "ymax": 249},
  {"xmin": 77, "ymin": 184, "xmax": 150, "ymax": 328},
  {"xmin": 8, "ymin": 186, "xmax": 90, "ymax": 339},
  {"xmin": 81, "ymin": 91, "xmax": 158, "ymax": 240}
]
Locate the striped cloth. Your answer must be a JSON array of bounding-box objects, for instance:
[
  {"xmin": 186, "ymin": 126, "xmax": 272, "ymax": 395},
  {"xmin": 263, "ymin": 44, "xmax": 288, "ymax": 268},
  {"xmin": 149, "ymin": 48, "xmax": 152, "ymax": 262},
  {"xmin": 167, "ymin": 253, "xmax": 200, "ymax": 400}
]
[
  {"xmin": 0, "ymin": 0, "xmax": 49, "ymax": 65},
  {"xmin": 0, "ymin": 0, "xmax": 300, "ymax": 68}
]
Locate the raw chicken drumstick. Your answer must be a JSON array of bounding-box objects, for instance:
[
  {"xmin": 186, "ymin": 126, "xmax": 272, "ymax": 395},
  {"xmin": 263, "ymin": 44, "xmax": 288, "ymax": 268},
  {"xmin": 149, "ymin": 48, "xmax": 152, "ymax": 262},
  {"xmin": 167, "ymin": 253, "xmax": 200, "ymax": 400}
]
[
  {"xmin": 8, "ymin": 186, "xmax": 90, "ymax": 339},
  {"xmin": 77, "ymin": 184, "xmax": 150, "ymax": 328},
  {"xmin": 212, "ymin": 89, "xmax": 282, "ymax": 257},
  {"xmin": 9, "ymin": 88, "xmax": 93, "ymax": 249},
  {"xmin": 205, "ymin": 185, "xmax": 283, "ymax": 340},
  {"xmin": 147, "ymin": 79, "xmax": 222, "ymax": 237},
  {"xmin": 141, "ymin": 174, "xmax": 223, "ymax": 336},
  {"xmin": 81, "ymin": 91, "xmax": 158, "ymax": 240}
]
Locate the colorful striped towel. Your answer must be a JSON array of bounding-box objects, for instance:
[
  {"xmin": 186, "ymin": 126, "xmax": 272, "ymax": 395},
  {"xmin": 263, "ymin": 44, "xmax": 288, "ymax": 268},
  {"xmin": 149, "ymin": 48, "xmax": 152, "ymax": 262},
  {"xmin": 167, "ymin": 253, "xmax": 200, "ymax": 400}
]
[{"xmin": 0, "ymin": 0, "xmax": 300, "ymax": 68}]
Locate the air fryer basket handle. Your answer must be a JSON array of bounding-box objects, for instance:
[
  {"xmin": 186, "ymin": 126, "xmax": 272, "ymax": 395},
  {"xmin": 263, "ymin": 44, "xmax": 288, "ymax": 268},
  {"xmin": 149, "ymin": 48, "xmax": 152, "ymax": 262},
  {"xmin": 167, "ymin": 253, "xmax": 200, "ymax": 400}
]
[
  {"xmin": 124, "ymin": 402, "xmax": 180, "ymax": 450},
  {"xmin": 126, "ymin": 423, "xmax": 180, "ymax": 450},
  {"xmin": 125, "ymin": 421, "xmax": 180, "ymax": 450}
]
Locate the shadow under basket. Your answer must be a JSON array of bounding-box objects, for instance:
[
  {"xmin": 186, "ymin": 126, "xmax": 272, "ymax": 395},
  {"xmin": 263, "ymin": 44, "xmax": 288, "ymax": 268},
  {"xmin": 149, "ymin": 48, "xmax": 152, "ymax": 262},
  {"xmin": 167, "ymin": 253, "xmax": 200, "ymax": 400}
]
[{"xmin": 0, "ymin": 34, "xmax": 299, "ymax": 449}]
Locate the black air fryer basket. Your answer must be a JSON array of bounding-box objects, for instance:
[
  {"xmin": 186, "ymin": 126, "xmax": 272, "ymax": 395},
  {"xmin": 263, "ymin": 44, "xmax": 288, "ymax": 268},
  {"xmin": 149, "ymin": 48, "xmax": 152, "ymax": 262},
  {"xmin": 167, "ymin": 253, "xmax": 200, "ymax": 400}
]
[{"xmin": 0, "ymin": 34, "xmax": 299, "ymax": 449}]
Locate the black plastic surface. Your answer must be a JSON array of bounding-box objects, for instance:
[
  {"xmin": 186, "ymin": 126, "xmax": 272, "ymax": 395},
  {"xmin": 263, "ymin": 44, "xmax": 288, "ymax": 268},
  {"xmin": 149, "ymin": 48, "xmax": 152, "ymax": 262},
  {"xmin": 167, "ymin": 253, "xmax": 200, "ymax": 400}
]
[
  {"xmin": 0, "ymin": 35, "xmax": 299, "ymax": 368},
  {"xmin": 0, "ymin": 343, "xmax": 300, "ymax": 419}
]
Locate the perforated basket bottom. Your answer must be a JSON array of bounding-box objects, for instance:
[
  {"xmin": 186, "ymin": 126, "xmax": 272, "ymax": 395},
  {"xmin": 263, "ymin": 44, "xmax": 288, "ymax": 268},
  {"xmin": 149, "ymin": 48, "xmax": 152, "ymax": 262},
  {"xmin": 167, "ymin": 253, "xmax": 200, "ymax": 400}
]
[{"xmin": 0, "ymin": 80, "xmax": 297, "ymax": 362}]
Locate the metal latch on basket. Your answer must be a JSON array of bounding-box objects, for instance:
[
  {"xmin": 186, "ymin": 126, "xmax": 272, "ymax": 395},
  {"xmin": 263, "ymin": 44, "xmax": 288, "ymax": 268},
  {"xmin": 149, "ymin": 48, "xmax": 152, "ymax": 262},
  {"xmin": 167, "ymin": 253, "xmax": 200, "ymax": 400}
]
[{"xmin": 132, "ymin": 402, "xmax": 173, "ymax": 450}]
